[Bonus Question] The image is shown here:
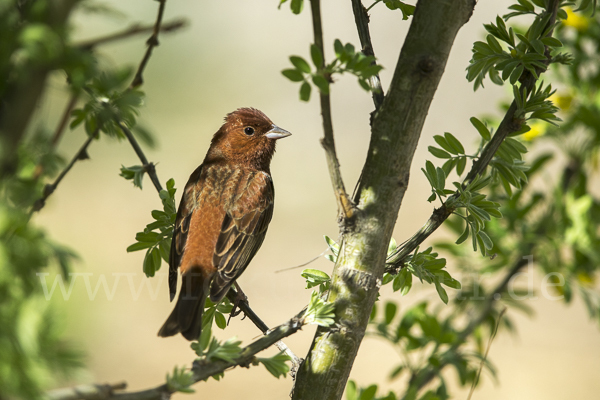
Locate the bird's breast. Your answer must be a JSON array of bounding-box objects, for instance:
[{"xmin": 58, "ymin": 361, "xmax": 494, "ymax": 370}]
[{"xmin": 179, "ymin": 164, "xmax": 272, "ymax": 275}]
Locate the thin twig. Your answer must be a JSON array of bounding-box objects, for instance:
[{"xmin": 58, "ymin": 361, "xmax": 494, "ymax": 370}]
[
  {"xmin": 117, "ymin": 122, "xmax": 163, "ymax": 193},
  {"xmin": 386, "ymin": 0, "xmax": 561, "ymax": 271},
  {"xmin": 31, "ymin": 132, "xmax": 96, "ymax": 214},
  {"xmin": 309, "ymin": 0, "xmax": 355, "ymax": 221},
  {"xmin": 274, "ymin": 247, "xmax": 330, "ymax": 273},
  {"xmin": 76, "ymin": 19, "xmax": 187, "ymax": 50},
  {"xmin": 130, "ymin": 0, "xmax": 168, "ymax": 89},
  {"xmin": 466, "ymin": 307, "xmax": 507, "ymax": 400},
  {"xmin": 351, "ymin": 0, "xmax": 384, "ymax": 109}
]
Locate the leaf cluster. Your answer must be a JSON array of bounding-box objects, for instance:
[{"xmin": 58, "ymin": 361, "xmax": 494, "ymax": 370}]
[
  {"xmin": 384, "ymin": 246, "xmax": 460, "ymax": 304},
  {"xmin": 466, "ymin": 7, "xmax": 564, "ymax": 90},
  {"xmin": 126, "ymin": 178, "xmax": 176, "ymax": 277},
  {"xmin": 282, "ymin": 40, "xmax": 383, "ymax": 101},
  {"xmin": 367, "ymin": 302, "xmax": 497, "ymax": 400},
  {"xmin": 70, "ymin": 68, "xmax": 145, "ymax": 138},
  {"xmin": 166, "ymin": 366, "xmax": 195, "ymax": 394}
]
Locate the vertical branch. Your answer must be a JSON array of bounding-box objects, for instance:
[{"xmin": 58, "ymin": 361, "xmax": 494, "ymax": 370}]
[
  {"xmin": 351, "ymin": 0, "xmax": 384, "ymax": 109},
  {"xmin": 309, "ymin": 0, "xmax": 355, "ymax": 221}
]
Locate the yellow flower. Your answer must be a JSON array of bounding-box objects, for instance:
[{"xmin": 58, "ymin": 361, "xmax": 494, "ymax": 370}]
[
  {"xmin": 549, "ymin": 92, "xmax": 573, "ymax": 112},
  {"xmin": 523, "ymin": 121, "xmax": 547, "ymax": 141},
  {"xmin": 564, "ymin": 7, "xmax": 589, "ymax": 31}
]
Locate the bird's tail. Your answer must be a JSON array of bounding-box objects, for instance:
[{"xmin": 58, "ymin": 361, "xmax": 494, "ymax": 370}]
[{"xmin": 157, "ymin": 269, "xmax": 208, "ymax": 341}]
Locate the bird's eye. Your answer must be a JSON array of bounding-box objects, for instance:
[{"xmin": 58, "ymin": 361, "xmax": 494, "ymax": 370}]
[{"xmin": 244, "ymin": 127, "xmax": 255, "ymax": 136}]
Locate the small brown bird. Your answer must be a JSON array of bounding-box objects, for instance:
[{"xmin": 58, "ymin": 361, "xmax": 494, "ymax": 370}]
[{"xmin": 158, "ymin": 108, "xmax": 291, "ymax": 341}]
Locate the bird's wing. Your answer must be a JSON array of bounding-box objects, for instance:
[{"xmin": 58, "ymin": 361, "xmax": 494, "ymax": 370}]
[
  {"xmin": 209, "ymin": 172, "xmax": 274, "ymax": 302},
  {"xmin": 168, "ymin": 165, "xmax": 203, "ymax": 301}
]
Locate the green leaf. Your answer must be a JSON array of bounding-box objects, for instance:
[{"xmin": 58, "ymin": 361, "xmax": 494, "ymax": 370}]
[
  {"xmin": 478, "ymin": 230, "xmax": 493, "ymax": 250},
  {"xmin": 290, "ymin": 56, "xmax": 311, "ymax": 73},
  {"xmin": 434, "ymin": 281, "xmax": 449, "ymax": 304},
  {"xmin": 282, "ymin": 69, "xmax": 304, "ymax": 82},
  {"xmin": 126, "ymin": 241, "xmax": 154, "ymax": 252},
  {"xmin": 299, "ymin": 81, "xmax": 311, "ymax": 101},
  {"xmin": 143, "ymin": 248, "xmax": 158, "ymax": 277},
  {"xmin": 384, "ymin": 302, "xmax": 397, "ymax": 325},
  {"xmin": 334, "ymin": 39, "xmax": 344, "ymax": 58},
  {"xmin": 257, "ymin": 352, "xmax": 291, "ymax": 379},
  {"xmin": 444, "ymin": 132, "xmax": 465, "ymax": 154},
  {"xmin": 305, "ymin": 291, "xmax": 336, "ymax": 327},
  {"xmin": 428, "ymin": 146, "xmax": 452, "ymax": 159},
  {"xmin": 470, "ymin": 117, "xmax": 491, "ymax": 140},
  {"xmin": 214, "ymin": 312, "xmax": 227, "ymax": 330},
  {"xmin": 290, "ymin": 0, "xmax": 304, "ymax": 14},
  {"xmin": 324, "ymin": 235, "xmax": 340, "ymax": 256},
  {"xmin": 456, "ymin": 156, "xmax": 467, "ymax": 175},
  {"xmin": 310, "ymin": 44, "xmax": 323, "ymax": 67},
  {"xmin": 312, "ymin": 74, "xmax": 330, "ymax": 94}
]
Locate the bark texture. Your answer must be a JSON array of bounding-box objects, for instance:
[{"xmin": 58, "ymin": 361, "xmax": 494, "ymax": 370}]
[{"xmin": 292, "ymin": 1, "xmax": 476, "ymax": 399}]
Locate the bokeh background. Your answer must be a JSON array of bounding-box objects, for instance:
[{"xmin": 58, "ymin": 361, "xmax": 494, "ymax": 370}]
[{"xmin": 34, "ymin": 0, "xmax": 600, "ymax": 398}]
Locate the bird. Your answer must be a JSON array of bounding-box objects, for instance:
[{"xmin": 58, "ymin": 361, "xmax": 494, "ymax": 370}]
[{"xmin": 158, "ymin": 108, "xmax": 291, "ymax": 341}]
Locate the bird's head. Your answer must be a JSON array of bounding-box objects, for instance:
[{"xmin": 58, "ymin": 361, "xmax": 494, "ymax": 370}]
[{"xmin": 206, "ymin": 108, "xmax": 291, "ymax": 171}]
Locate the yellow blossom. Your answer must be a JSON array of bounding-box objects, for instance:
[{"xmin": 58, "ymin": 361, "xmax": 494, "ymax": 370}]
[
  {"xmin": 549, "ymin": 92, "xmax": 573, "ymax": 112},
  {"xmin": 523, "ymin": 121, "xmax": 547, "ymax": 141},
  {"xmin": 564, "ymin": 7, "xmax": 589, "ymax": 31}
]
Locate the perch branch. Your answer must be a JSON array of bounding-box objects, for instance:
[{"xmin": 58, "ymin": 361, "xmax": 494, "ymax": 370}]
[
  {"xmin": 47, "ymin": 316, "xmax": 305, "ymax": 400},
  {"xmin": 226, "ymin": 287, "xmax": 304, "ymax": 377}
]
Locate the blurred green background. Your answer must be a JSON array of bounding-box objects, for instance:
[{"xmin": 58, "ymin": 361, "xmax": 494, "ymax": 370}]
[{"xmin": 31, "ymin": 0, "xmax": 600, "ymax": 398}]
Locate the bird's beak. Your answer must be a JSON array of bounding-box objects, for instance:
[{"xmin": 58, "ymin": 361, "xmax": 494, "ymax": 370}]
[{"xmin": 265, "ymin": 124, "xmax": 292, "ymax": 140}]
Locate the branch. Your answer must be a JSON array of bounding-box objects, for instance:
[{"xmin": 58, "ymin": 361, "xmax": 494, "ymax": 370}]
[
  {"xmin": 31, "ymin": 132, "xmax": 96, "ymax": 214},
  {"xmin": 117, "ymin": 122, "xmax": 163, "ymax": 193},
  {"xmin": 32, "ymin": 92, "xmax": 80, "ymax": 181},
  {"xmin": 409, "ymin": 255, "xmax": 529, "ymax": 391},
  {"xmin": 309, "ymin": 0, "xmax": 355, "ymax": 222},
  {"xmin": 76, "ymin": 19, "xmax": 187, "ymax": 50},
  {"xmin": 48, "ymin": 316, "xmax": 305, "ymax": 400},
  {"xmin": 294, "ymin": 1, "xmax": 476, "ymax": 398},
  {"xmin": 46, "ymin": 382, "xmax": 127, "ymax": 400},
  {"xmin": 351, "ymin": 0, "xmax": 384, "ymax": 109},
  {"xmin": 226, "ymin": 288, "xmax": 304, "ymax": 377},
  {"xmin": 130, "ymin": 0, "xmax": 168, "ymax": 89},
  {"xmin": 386, "ymin": 0, "xmax": 561, "ymax": 271}
]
